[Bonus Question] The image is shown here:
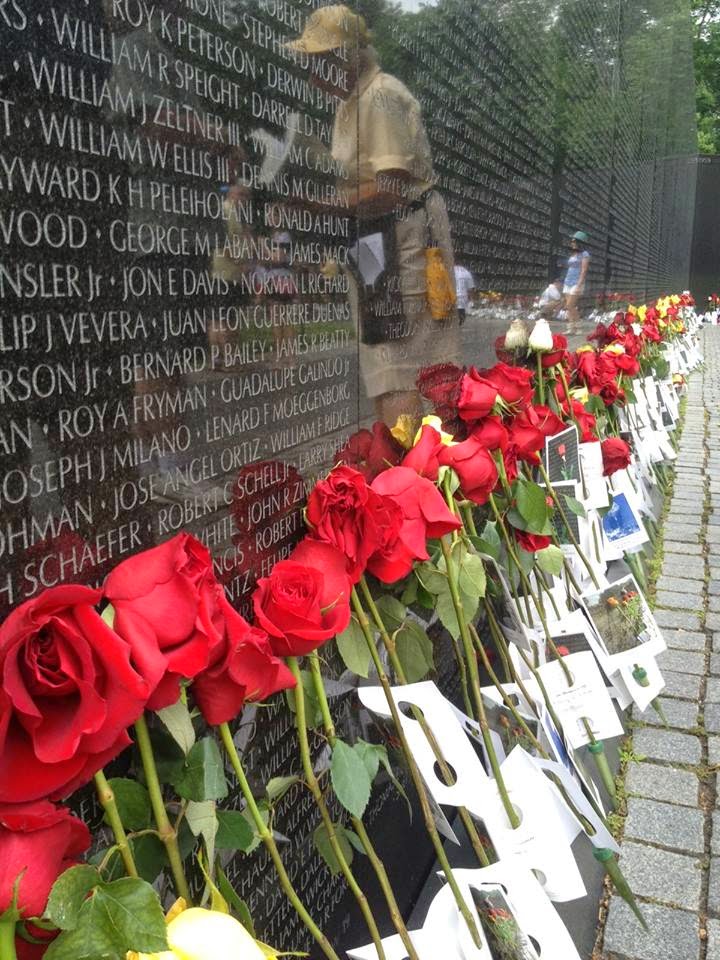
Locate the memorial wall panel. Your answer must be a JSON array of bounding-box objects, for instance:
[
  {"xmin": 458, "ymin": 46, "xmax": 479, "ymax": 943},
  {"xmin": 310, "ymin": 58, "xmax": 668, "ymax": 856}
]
[{"xmin": 0, "ymin": 0, "xmax": 699, "ymax": 953}]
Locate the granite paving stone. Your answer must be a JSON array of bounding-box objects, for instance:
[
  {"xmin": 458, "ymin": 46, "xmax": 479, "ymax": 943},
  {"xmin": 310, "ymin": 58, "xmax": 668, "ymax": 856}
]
[
  {"xmin": 709, "ymin": 736, "xmax": 720, "ymax": 767},
  {"xmin": 708, "ymin": 613, "xmax": 720, "ymax": 632},
  {"xmin": 662, "ymin": 558, "xmax": 706, "ymax": 579},
  {"xmin": 656, "ymin": 649, "xmax": 706, "ymax": 675},
  {"xmin": 703, "ymin": 702, "xmax": 720, "ymax": 733},
  {"xmin": 656, "ymin": 591, "xmax": 704, "ymax": 612},
  {"xmin": 625, "ymin": 762, "xmax": 699, "ymax": 806},
  {"xmin": 711, "ymin": 652, "xmax": 720, "ymax": 673},
  {"xmin": 708, "ymin": 861, "xmax": 720, "ymax": 915},
  {"xmin": 656, "ymin": 576, "xmax": 704, "ymax": 595},
  {"xmin": 707, "ymin": 918, "xmax": 720, "ymax": 959},
  {"xmin": 710, "ymin": 812, "xmax": 720, "ymax": 855},
  {"xmin": 654, "ymin": 609, "xmax": 703, "ymax": 632},
  {"xmin": 631, "ymin": 727, "xmax": 702, "ymax": 764},
  {"xmin": 663, "ymin": 629, "xmax": 706, "ymax": 651},
  {"xmin": 603, "ymin": 899, "xmax": 700, "ymax": 960},
  {"xmin": 706, "ymin": 678, "xmax": 720, "ymax": 703},
  {"xmin": 659, "ymin": 669, "xmax": 703, "ymax": 701},
  {"xmin": 624, "ymin": 797, "xmax": 704, "ymax": 852},
  {"xmin": 618, "ymin": 841, "xmax": 702, "ymax": 909},
  {"xmin": 632, "ymin": 696, "xmax": 698, "ymax": 729},
  {"xmin": 664, "ymin": 541, "xmax": 704, "ymax": 557}
]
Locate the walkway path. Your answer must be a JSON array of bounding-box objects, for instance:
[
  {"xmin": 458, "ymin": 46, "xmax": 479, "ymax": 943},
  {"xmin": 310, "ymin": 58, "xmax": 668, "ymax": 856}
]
[{"xmin": 598, "ymin": 328, "xmax": 719, "ymax": 959}]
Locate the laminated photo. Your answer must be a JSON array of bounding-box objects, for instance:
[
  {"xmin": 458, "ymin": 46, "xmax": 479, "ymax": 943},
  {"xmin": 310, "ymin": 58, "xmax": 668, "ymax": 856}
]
[
  {"xmin": 601, "ymin": 491, "xmax": 648, "ymax": 552},
  {"xmin": 543, "ymin": 425, "xmax": 580, "ymax": 484}
]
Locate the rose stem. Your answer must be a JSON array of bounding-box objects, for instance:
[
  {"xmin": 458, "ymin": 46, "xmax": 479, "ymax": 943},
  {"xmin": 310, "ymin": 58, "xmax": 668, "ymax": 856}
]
[
  {"xmin": 535, "ymin": 462, "xmax": 601, "ymax": 589},
  {"xmin": 94, "ymin": 770, "xmax": 138, "ymax": 878},
  {"xmin": 439, "ymin": 535, "xmax": 520, "ymax": 829},
  {"xmin": 218, "ymin": 723, "xmax": 342, "ymax": 960},
  {"xmin": 351, "ymin": 587, "xmax": 482, "ymax": 948},
  {"xmin": 286, "ymin": 657, "xmax": 387, "ymax": 960},
  {"xmin": 307, "ymin": 652, "xmax": 421, "ymax": 960},
  {"xmin": 535, "ymin": 353, "xmax": 545, "ymax": 405},
  {"xmin": 358, "ymin": 576, "xmax": 490, "ymax": 866},
  {"xmin": 134, "ymin": 714, "xmax": 192, "ymax": 903},
  {"xmin": 0, "ymin": 921, "xmax": 16, "ymax": 960}
]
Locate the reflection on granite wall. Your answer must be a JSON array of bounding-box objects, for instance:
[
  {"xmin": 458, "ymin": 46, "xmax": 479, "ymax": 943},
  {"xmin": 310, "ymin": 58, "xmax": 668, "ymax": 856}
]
[{"xmin": 0, "ymin": 0, "xmax": 698, "ymax": 952}]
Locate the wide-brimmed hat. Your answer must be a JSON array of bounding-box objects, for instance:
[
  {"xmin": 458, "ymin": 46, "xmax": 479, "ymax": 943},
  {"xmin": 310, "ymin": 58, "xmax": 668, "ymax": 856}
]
[
  {"xmin": 285, "ymin": 4, "xmax": 369, "ymax": 54},
  {"xmin": 571, "ymin": 230, "xmax": 589, "ymax": 243}
]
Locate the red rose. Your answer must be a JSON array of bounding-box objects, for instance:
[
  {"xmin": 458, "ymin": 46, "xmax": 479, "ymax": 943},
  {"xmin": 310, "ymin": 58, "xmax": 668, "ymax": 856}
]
[
  {"xmin": 438, "ymin": 435, "xmax": 499, "ymax": 505},
  {"xmin": 599, "ymin": 380, "xmax": 624, "ymax": 406},
  {"xmin": 336, "ymin": 422, "xmax": 404, "ymax": 482},
  {"xmin": 642, "ymin": 322, "xmax": 661, "ymax": 343},
  {"xmin": 574, "ymin": 350, "xmax": 598, "ymax": 387},
  {"xmin": 621, "ymin": 331, "xmax": 642, "ymax": 358},
  {"xmin": 306, "ymin": 466, "xmax": 383, "ymax": 582},
  {"xmin": 0, "ymin": 801, "xmax": 90, "ymax": 917},
  {"xmin": 563, "ymin": 399, "xmax": 598, "ymax": 442},
  {"xmin": 402, "ymin": 425, "xmax": 444, "ymax": 481},
  {"xmin": 371, "ymin": 466, "xmax": 461, "ymax": 556},
  {"xmin": 507, "ymin": 416, "xmax": 544, "ymax": 465},
  {"xmin": 540, "ymin": 335, "xmax": 568, "ymax": 368},
  {"xmin": 105, "ymin": 533, "xmax": 226, "ymax": 711},
  {"xmin": 588, "ymin": 323, "xmax": 610, "ymax": 346},
  {"xmin": 531, "ymin": 405, "xmax": 566, "ymax": 437},
  {"xmin": 363, "ymin": 495, "xmax": 411, "ymax": 584},
  {"xmin": 192, "ymin": 598, "xmax": 295, "ymax": 726},
  {"xmin": 613, "ymin": 353, "xmax": 640, "ymax": 376},
  {"xmin": 457, "ymin": 371, "xmax": 498, "ymax": 422},
  {"xmin": 253, "ymin": 539, "xmax": 351, "ymax": 657},
  {"xmin": 514, "ymin": 530, "xmax": 552, "ymax": 553},
  {"xmin": 481, "ymin": 362, "xmax": 534, "ymax": 407},
  {"xmin": 472, "ymin": 416, "xmax": 509, "ymax": 451},
  {"xmin": 601, "ymin": 437, "xmax": 632, "ymax": 476},
  {"xmin": 0, "ymin": 586, "xmax": 148, "ymax": 803}
]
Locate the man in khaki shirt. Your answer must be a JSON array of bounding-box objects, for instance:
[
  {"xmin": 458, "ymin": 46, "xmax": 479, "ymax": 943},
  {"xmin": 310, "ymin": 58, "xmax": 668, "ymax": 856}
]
[{"xmin": 288, "ymin": 5, "xmax": 460, "ymax": 426}]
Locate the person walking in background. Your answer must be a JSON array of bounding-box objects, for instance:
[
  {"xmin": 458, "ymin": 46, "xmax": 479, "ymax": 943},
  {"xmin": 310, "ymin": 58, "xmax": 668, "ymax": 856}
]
[
  {"xmin": 454, "ymin": 264, "xmax": 475, "ymax": 325},
  {"xmin": 563, "ymin": 231, "xmax": 590, "ymax": 333}
]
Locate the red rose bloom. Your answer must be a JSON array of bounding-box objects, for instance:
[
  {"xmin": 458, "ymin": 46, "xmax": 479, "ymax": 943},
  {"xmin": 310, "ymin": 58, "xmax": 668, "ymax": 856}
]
[
  {"xmin": 0, "ymin": 801, "xmax": 90, "ymax": 917},
  {"xmin": 514, "ymin": 530, "xmax": 552, "ymax": 553},
  {"xmin": 642, "ymin": 322, "xmax": 661, "ymax": 343},
  {"xmin": 363, "ymin": 495, "xmax": 412, "ymax": 584},
  {"xmin": 531, "ymin": 405, "xmax": 566, "ymax": 437},
  {"xmin": 507, "ymin": 417, "xmax": 545, "ymax": 464},
  {"xmin": 253, "ymin": 539, "xmax": 351, "ymax": 657},
  {"xmin": 192, "ymin": 598, "xmax": 295, "ymax": 726},
  {"xmin": 0, "ymin": 585, "xmax": 148, "ymax": 803},
  {"xmin": 575, "ymin": 350, "xmax": 598, "ymax": 387},
  {"xmin": 599, "ymin": 380, "xmax": 624, "ymax": 406},
  {"xmin": 563, "ymin": 399, "xmax": 598, "ymax": 442},
  {"xmin": 457, "ymin": 370, "xmax": 498, "ymax": 422},
  {"xmin": 472, "ymin": 415, "xmax": 509, "ymax": 451},
  {"xmin": 481, "ymin": 362, "xmax": 534, "ymax": 407},
  {"xmin": 601, "ymin": 437, "xmax": 632, "ymax": 476},
  {"xmin": 613, "ymin": 352, "xmax": 640, "ymax": 377},
  {"xmin": 105, "ymin": 533, "xmax": 225, "ymax": 711},
  {"xmin": 371, "ymin": 466, "xmax": 461, "ymax": 558},
  {"xmin": 306, "ymin": 465, "xmax": 383, "ymax": 582},
  {"xmin": 402, "ymin": 425, "xmax": 444, "ymax": 481},
  {"xmin": 336, "ymin": 422, "xmax": 404, "ymax": 482},
  {"xmin": 438, "ymin": 434, "xmax": 499, "ymax": 504},
  {"xmin": 540, "ymin": 334, "xmax": 568, "ymax": 368}
]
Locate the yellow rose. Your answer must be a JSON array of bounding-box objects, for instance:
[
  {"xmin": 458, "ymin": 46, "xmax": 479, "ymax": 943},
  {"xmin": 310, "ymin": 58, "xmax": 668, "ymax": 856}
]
[
  {"xmin": 570, "ymin": 386, "xmax": 589, "ymax": 404},
  {"xmin": 626, "ymin": 304, "xmax": 637, "ymax": 316},
  {"xmin": 129, "ymin": 908, "xmax": 266, "ymax": 960},
  {"xmin": 576, "ymin": 344, "xmax": 594, "ymax": 354},
  {"xmin": 415, "ymin": 414, "xmax": 454, "ymax": 446},
  {"xmin": 637, "ymin": 305, "xmax": 647, "ymax": 322},
  {"xmin": 603, "ymin": 343, "xmax": 625, "ymax": 355},
  {"xmin": 390, "ymin": 414, "xmax": 417, "ymax": 449}
]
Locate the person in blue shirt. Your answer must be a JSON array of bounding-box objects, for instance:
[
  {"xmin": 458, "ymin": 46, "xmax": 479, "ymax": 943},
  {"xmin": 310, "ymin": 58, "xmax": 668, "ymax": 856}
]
[{"xmin": 563, "ymin": 231, "xmax": 590, "ymax": 332}]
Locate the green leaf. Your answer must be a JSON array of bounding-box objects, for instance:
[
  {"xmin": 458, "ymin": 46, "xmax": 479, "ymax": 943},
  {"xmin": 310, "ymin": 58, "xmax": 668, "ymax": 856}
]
[
  {"xmin": 343, "ymin": 828, "xmax": 366, "ymax": 854},
  {"xmin": 374, "ymin": 595, "xmax": 406, "ymax": 633},
  {"xmin": 330, "ymin": 739, "xmax": 372, "ymax": 818},
  {"xmin": 562, "ymin": 494, "xmax": 587, "ymax": 518},
  {"xmin": 471, "ymin": 521, "xmax": 501, "ymax": 561},
  {"xmin": 45, "ymin": 878, "xmax": 168, "ymax": 960},
  {"xmin": 436, "ymin": 587, "xmax": 461, "ymax": 640},
  {"xmin": 45, "ymin": 866, "xmax": 101, "ymax": 931},
  {"xmin": 172, "ymin": 738, "xmax": 228, "ymax": 802},
  {"xmin": 515, "ymin": 480, "xmax": 552, "ymax": 533},
  {"xmin": 217, "ymin": 868, "xmax": 256, "ymax": 936},
  {"xmin": 416, "ymin": 583, "xmax": 436, "ymax": 609},
  {"xmin": 186, "ymin": 800, "xmax": 218, "ymax": 867},
  {"xmin": 216, "ymin": 810, "xmax": 255, "ymax": 852},
  {"xmin": 144, "ymin": 726, "xmax": 185, "ymax": 784},
  {"xmin": 536, "ymin": 544, "xmax": 565, "ymax": 575},
  {"xmin": 313, "ymin": 822, "xmax": 354, "ymax": 875},
  {"xmin": 336, "ymin": 617, "xmax": 371, "ymax": 678},
  {"xmin": 400, "ymin": 576, "xmax": 418, "ymax": 605},
  {"xmin": 129, "ymin": 836, "xmax": 167, "ymax": 885},
  {"xmin": 353, "ymin": 740, "xmax": 383, "ymax": 782},
  {"xmin": 105, "ymin": 779, "xmax": 151, "ymax": 832},
  {"xmin": 395, "ymin": 620, "xmax": 434, "ymax": 681},
  {"xmin": 415, "ymin": 562, "xmax": 447, "ymax": 595},
  {"xmin": 266, "ymin": 776, "xmax": 300, "ymax": 803},
  {"xmin": 458, "ymin": 552, "xmax": 486, "ymax": 599},
  {"xmin": 157, "ymin": 700, "xmax": 196, "ymax": 755}
]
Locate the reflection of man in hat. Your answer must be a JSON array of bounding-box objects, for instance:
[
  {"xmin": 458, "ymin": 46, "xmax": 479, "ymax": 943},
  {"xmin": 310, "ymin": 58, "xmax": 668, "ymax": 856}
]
[{"xmin": 288, "ymin": 5, "xmax": 460, "ymax": 427}]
